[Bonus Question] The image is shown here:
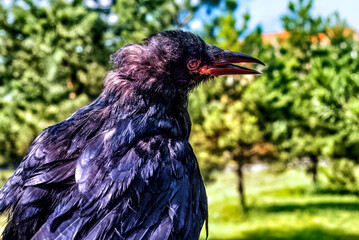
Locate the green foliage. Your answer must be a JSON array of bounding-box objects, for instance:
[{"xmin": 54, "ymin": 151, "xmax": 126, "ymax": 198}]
[
  {"xmin": 320, "ymin": 159, "xmax": 359, "ymax": 194},
  {"xmin": 189, "ymin": 75, "xmax": 265, "ymax": 181},
  {"xmin": 189, "ymin": 5, "xmax": 274, "ymax": 183},
  {"xmin": 282, "ymin": 0, "xmax": 323, "ymax": 56},
  {"xmin": 245, "ymin": 0, "xmax": 359, "ymax": 172},
  {"xmin": 110, "ymin": 0, "xmax": 180, "ymax": 47},
  {"xmin": 0, "ymin": 0, "xmax": 108, "ymax": 165}
]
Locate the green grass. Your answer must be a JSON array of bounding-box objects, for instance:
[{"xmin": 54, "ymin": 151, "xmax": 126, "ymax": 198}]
[
  {"xmin": 200, "ymin": 169, "xmax": 359, "ymax": 240},
  {"xmin": 1, "ymin": 168, "xmax": 359, "ymax": 239}
]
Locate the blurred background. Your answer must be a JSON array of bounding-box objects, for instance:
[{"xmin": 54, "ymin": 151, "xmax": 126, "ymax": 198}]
[{"xmin": 1, "ymin": 0, "xmax": 359, "ymax": 239}]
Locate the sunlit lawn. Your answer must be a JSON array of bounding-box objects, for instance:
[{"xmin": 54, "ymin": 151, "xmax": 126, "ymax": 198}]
[
  {"xmin": 1, "ymin": 168, "xmax": 359, "ymax": 239},
  {"xmin": 201, "ymin": 168, "xmax": 359, "ymax": 240}
]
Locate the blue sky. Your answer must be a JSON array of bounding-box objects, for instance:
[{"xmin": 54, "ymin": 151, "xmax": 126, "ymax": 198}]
[
  {"xmin": 4, "ymin": 0, "xmax": 358, "ymax": 35},
  {"xmin": 190, "ymin": 0, "xmax": 359, "ymax": 34}
]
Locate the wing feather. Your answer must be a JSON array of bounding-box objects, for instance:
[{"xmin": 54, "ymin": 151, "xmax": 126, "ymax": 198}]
[
  {"xmin": 0, "ymin": 102, "xmax": 207, "ymax": 240},
  {"xmin": 31, "ymin": 135, "xmax": 207, "ymax": 239}
]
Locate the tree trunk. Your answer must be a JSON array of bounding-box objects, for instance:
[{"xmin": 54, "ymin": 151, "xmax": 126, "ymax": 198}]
[
  {"xmin": 236, "ymin": 159, "xmax": 247, "ymax": 211},
  {"xmin": 309, "ymin": 154, "xmax": 318, "ymax": 184}
]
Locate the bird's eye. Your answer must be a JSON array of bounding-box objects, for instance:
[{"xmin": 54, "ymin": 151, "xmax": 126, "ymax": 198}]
[{"xmin": 187, "ymin": 59, "xmax": 201, "ymax": 70}]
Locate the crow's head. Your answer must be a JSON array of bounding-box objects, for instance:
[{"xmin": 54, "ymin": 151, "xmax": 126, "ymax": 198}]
[{"xmin": 110, "ymin": 30, "xmax": 264, "ymax": 95}]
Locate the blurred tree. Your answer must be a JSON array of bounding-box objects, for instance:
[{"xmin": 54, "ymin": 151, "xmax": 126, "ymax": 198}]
[
  {"xmin": 282, "ymin": 0, "xmax": 322, "ymax": 64},
  {"xmin": 281, "ymin": 5, "xmax": 359, "ymax": 183},
  {"xmin": 244, "ymin": 0, "xmax": 325, "ymax": 184},
  {"xmin": 189, "ymin": 4, "xmax": 275, "ymax": 210},
  {"xmin": 320, "ymin": 158, "xmax": 359, "ymax": 194},
  {"xmin": 246, "ymin": 0, "xmax": 359, "ymax": 187},
  {"xmin": 0, "ymin": 0, "xmax": 109, "ymax": 166},
  {"xmin": 110, "ymin": 0, "xmax": 181, "ymax": 47}
]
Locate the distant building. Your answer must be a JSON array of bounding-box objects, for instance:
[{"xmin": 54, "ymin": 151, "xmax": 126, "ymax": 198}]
[{"xmin": 262, "ymin": 28, "xmax": 359, "ymax": 47}]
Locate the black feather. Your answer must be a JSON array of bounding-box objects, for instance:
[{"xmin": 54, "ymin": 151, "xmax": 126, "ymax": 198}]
[{"xmin": 0, "ymin": 30, "xmax": 210, "ymax": 240}]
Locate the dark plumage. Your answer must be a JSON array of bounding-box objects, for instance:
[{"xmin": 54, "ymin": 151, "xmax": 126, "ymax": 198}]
[{"xmin": 0, "ymin": 30, "xmax": 263, "ymax": 240}]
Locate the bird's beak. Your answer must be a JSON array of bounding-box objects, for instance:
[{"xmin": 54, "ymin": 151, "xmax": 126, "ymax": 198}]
[{"xmin": 202, "ymin": 50, "xmax": 265, "ymax": 76}]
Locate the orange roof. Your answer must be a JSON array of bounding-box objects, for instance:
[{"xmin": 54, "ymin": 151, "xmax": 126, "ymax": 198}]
[
  {"xmin": 262, "ymin": 28, "xmax": 358, "ymax": 44},
  {"xmin": 262, "ymin": 30, "xmax": 290, "ymax": 43}
]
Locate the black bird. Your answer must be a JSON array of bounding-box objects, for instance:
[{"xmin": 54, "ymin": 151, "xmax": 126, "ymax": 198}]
[{"xmin": 0, "ymin": 30, "xmax": 263, "ymax": 240}]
